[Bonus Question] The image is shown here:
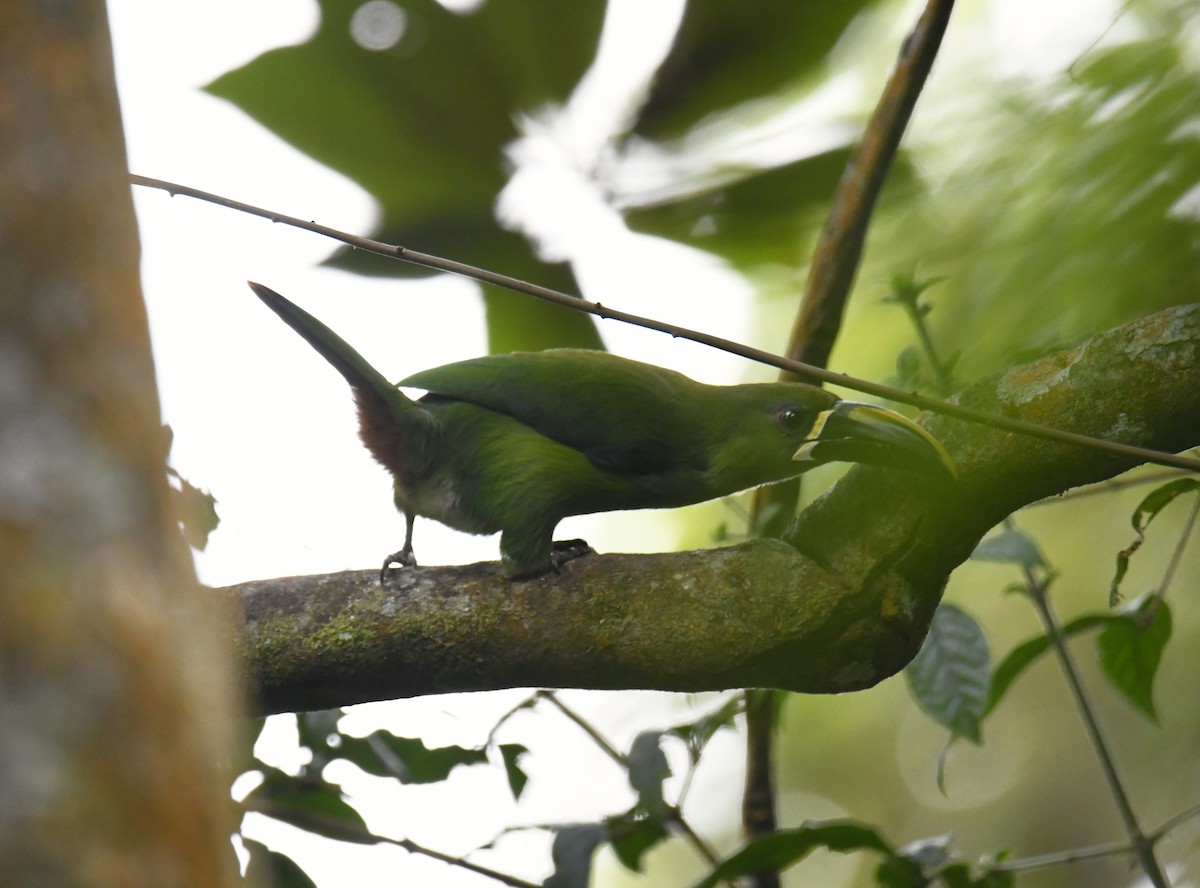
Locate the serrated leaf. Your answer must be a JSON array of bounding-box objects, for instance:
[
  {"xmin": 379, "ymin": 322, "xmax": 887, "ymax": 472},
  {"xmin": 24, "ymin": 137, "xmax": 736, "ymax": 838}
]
[
  {"xmin": 985, "ymin": 614, "xmax": 1112, "ymax": 715},
  {"xmin": 543, "ymin": 824, "xmax": 608, "ymax": 888},
  {"xmin": 626, "ymin": 731, "xmax": 670, "ymax": 814},
  {"xmin": 242, "ymin": 839, "xmax": 319, "ymax": 888},
  {"xmin": 605, "ymin": 813, "xmax": 671, "ymax": 873},
  {"xmin": 970, "ymin": 530, "xmax": 1045, "ymax": 569},
  {"xmin": 905, "ymin": 605, "xmax": 990, "ymax": 744},
  {"xmin": 692, "ymin": 820, "xmax": 894, "ymax": 888},
  {"xmin": 499, "ymin": 744, "xmax": 530, "ymax": 800},
  {"xmin": 1097, "ymin": 599, "xmax": 1172, "ymax": 722},
  {"xmin": 1110, "ymin": 478, "xmax": 1200, "ymax": 604},
  {"xmin": 247, "ymin": 768, "xmax": 373, "ymax": 844}
]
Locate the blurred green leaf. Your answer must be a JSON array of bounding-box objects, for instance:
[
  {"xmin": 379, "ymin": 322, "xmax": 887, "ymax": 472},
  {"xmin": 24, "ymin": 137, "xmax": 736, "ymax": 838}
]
[
  {"xmin": 167, "ymin": 466, "xmax": 219, "ymax": 550},
  {"xmin": 296, "ymin": 709, "xmax": 487, "ymax": 783},
  {"xmin": 971, "ymin": 530, "xmax": 1045, "ymax": 569},
  {"xmin": 632, "ymin": 0, "xmax": 883, "ymax": 140},
  {"xmin": 985, "ymin": 614, "xmax": 1112, "ymax": 715},
  {"xmin": 242, "ymin": 839, "xmax": 319, "ymax": 888},
  {"xmin": 342, "ymin": 731, "xmax": 487, "ymax": 783},
  {"xmin": 665, "ymin": 694, "xmax": 741, "ymax": 763},
  {"xmin": 905, "ymin": 604, "xmax": 990, "ymax": 744},
  {"xmin": 692, "ymin": 820, "xmax": 894, "ymax": 888},
  {"xmin": 937, "ymin": 862, "xmax": 1014, "ymax": 888},
  {"xmin": 247, "ymin": 768, "xmax": 374, "ymax": 844},
  {"xmin": 1098, "ymin": 599, "xmax": 1172, "ymax": 722},
  {"xmin": 1110, "ymin": 478, "xmax": 1200, "ymax": 604},
  {"xmin": 499, "ymin": 743, "xmax": 530, "ymax": 800},
  {"xmin": 626, "ymin": 731, "xmax": 670, "ymax": 815},
  {"xmin": 605, "ymin": 813, "xmax": 670, "ymax": 873},
  {"xmin": 543, "ymin": 823, "xmax": 607, "ymax": 888},
  {"xmin": 206, "ymin": 0, "xmax": 605, "ymax": 352}
]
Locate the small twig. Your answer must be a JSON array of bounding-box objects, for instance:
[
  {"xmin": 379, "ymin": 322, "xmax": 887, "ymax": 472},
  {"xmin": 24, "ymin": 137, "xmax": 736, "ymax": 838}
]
[
  {"xmin": 1008, "ymin": 519, "xmax": 1170, "ymax": 888},
  {"xmin": 130, "ymin": 173, "xmax": 1200, "ymax": 473},
  {"xmin": 484, "ymin": 691, "xmax": 542, "ymax": 748},
  {"xmin": 787, "ymin": 0, "xmax": 956, "ymax": 371},
  {"xmin": 244, "ymin": 801, "xmax": 540, "ymax": 888},
  {"xmin": 1025, "ymin": 469, "xmax": 1189, "ymax": 507},
  {"xmin": 991, "ymin": 802, "xmax": 1200, "ymax": 875},
  {"xmin": 1153, "ymin": 490, "xmax": 1200, "ymax": 607},
  {"xmin": 539, "ymin": 692, "xmax": 726, "ymax": 876},
  {"xmin": 539, "ymin": 691, "xmax": 625, "ymax": 767}
]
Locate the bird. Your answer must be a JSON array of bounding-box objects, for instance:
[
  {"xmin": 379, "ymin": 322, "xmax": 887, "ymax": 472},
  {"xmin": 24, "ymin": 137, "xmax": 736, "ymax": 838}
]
[{"xmin": 247, "ymin": 282, "xmax": 955, "ymax": 578}]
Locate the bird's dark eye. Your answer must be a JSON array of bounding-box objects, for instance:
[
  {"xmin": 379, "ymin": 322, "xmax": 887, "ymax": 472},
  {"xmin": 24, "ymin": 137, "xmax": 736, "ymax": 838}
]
[{"xmin": 774, "ymin": 405, "xmax": 810, "ymax": 434}]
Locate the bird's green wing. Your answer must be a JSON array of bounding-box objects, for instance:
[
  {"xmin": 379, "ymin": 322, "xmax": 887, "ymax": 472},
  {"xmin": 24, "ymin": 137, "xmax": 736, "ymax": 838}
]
[{"xmin": 399, "ymin": 349, "xmax": 711, "ymax": 474}]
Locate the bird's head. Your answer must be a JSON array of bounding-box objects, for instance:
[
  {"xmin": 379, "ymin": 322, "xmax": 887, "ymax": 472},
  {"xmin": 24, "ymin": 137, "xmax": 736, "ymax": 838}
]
[{"xmin": 714, "ymin": 384, "xmax": 955, "ymax": 488}]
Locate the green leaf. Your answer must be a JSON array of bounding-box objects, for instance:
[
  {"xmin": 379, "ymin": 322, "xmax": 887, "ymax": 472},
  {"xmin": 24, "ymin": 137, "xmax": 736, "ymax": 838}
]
[
  {"xmin": 206, "ymin": 0, "xmax": 605, "ymax": 352},
  {"xmin": 905, "ymin": 605, "xmax": 990, "ymax": 744},
  {"xmin": 1097, "ymin": 599, "xmax": 1172, "ymax": 722},
  {"xmin": 632, "ymin": 0, "xmax": 884, "ymax": 140},
  {"xmin": 937, "ymin": 862, "xmax": 1015, "ymax": 888},
  {"xmin": 242, "ymin": 839, "xmax": 319, "ymax": 888},
  {"xmin": 167, "ymin": 466, "xmax": 219, "ymax": 550},
  {"xmin": 692, "ymin": 820, "xmax": 894, "ymax": 888},
  {"xmin": 499, "ymin": 743, "xmax": 530, "ymax": 800},
  {"xmin": 605, "ymin": 813, "xmax": 671, "ymax": 873},
  {"xmin": 666, "ymin": 695, "xmax": 742, "ymax": 763},
  {"xmin": 543, "ymin": 824, "xmax": 607, "ymax": 888},
  {"xmin": 626, "ymin": 731, "xmax": 670, "ymax": 815},
  {"xmin": 970, "ymin": 530, "xmax": 1045, "ymax": 569},
  {"xmin": 342, "ymin": 731, "xmax": 487, "ymax": 783},
  {"xmin": 247, "ymin": 768, "xmax": 373, "ymax": 844},
  {"xmin": 985, "ymin": 614, "xmax": 1112, "ymax": 715},
  {"xmin": 1110, "ymin": 478, "xmax": 1200, "ymax": 604}
]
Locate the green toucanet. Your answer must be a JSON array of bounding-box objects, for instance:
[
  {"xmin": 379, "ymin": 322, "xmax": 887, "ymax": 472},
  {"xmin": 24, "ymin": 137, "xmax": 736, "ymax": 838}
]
[{"xmin": 248, "ymin": 282, "xmax": 955, "ymax": 578}]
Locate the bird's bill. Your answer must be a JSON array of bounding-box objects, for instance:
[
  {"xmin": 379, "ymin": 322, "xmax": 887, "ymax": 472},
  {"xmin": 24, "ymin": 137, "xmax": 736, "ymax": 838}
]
[{"xmin": 793, "ymin": 401, "xmax": 957, "ymax": 477}]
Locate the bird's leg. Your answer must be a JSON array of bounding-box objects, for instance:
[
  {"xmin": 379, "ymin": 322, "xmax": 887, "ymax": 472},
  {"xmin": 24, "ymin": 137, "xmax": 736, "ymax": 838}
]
[
  {"xmin": 380, "ymin": 512, "xmax": 418, "ymax": 583},
  {"xmin": 549, "ymin": 539, "xmax": 594, "ymax": 573}
]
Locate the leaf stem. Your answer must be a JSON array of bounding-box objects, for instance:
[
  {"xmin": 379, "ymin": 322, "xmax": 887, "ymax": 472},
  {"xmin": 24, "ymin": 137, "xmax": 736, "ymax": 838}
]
[{"xmin": 1010, "ymin": 520, "xmax": 1170, "ymax": 887}]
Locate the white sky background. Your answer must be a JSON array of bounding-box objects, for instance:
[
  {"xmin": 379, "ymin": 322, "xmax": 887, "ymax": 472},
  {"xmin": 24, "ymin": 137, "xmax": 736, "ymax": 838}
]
[{"xmin": 106, "ymin": 0, "xmax": 1123, "ymax": 884}]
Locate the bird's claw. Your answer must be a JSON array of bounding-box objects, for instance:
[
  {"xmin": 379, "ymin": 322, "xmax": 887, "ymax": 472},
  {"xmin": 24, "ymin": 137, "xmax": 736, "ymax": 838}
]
[
  {"xmin": 549, "ymin": 539, "xmax": 594, "ymax": 573},
  {"xmin": 380, "ymin": 546, "xmax": 417, "ymax": 584}
]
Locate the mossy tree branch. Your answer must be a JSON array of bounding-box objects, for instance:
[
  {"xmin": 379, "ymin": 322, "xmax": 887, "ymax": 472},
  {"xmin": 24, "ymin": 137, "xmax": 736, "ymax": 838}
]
[{"xmin": 227, "ymin": 304, "xmax": 1200, "ymax": 715}]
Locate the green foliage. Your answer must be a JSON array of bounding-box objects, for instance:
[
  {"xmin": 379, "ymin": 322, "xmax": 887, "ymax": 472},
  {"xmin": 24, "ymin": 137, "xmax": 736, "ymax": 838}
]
[
  {"xmin": 206, "ymin": 0, "xmax": 606, "ymax": 353},
  {"xmin": 242, "ymin": 839, "xmax": 320, "ymax": 888},
  {"xmin": 206, "ymin": 0, "xmax": 1200, "ymax": 884},
  {"xmin": 1110, "ymin": 478, "xmax": 1200, "ymax": 603},
  {"xmin": 1097, "ymin": 598, "xmax": 1172, "ymax": 723},
  {"xmin": 630, "ymin": 0, "xmax": 885, "ymax": 140},
  {"xmin": 905, "ymin": 604, "xmax": 991, "ymax": 744}
]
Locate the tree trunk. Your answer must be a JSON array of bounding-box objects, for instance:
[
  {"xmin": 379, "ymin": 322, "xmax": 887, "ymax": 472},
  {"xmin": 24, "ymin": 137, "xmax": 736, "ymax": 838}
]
[{"xmin": 0, "ymin": 4, "xmax": 240, "ymax": 885}]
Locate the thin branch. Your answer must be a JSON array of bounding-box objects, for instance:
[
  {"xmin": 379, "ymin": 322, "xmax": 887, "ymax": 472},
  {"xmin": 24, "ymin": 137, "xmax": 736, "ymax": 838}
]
[
  {"xmin": 540, "ymin": 691, "xmax": 625, "ymax": 767},
  {"xmin": 1010, "ymin": 519, "xmax": 1170, "ymax": 888},
  {"xmin": 244, "ymin": 803, "xmax": 540, "ymax": 888},
  {"xmin": 787, "ymin": 0, "xmax": 956, "ymax": 371},
  {"xmin": 1154, "ymin": 490, "xmax": 1200, "ymax": 606},
  {"xmin": 745, "ymin": 11, "xmax": 957, "ymax": 870},
  {"xmin": 992, "ymin": 802, "xmax": 1200, "ymax": 875},
  {"xmin": 129, "ymin": 173, "xmax": 1200, "ymax": 474},
  {"xmin": 1025, "ymin": 468, "xmax": 1190, "ymax": 507}
]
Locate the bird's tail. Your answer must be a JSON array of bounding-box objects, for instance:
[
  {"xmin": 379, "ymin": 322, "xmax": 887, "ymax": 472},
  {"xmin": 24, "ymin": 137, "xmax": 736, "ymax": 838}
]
[{"xmin": 247, "ymin": 282, "xmax": 433, "ymax": 469}]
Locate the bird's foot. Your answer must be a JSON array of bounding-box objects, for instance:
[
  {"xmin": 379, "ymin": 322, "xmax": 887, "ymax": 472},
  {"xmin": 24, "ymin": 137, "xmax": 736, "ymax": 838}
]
[
  {"xmin": 380, "ymin": 546, "xmax": 417, "ymax": 584},
  {"xmin": 549, "ymin": 538, "xmax": 594, "ymax": 573}
]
